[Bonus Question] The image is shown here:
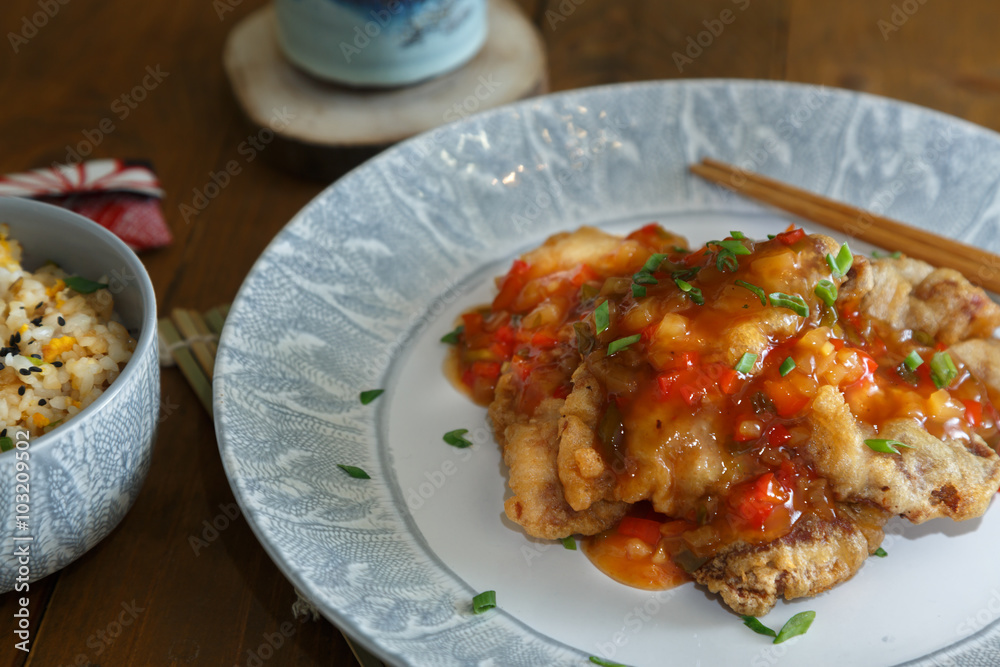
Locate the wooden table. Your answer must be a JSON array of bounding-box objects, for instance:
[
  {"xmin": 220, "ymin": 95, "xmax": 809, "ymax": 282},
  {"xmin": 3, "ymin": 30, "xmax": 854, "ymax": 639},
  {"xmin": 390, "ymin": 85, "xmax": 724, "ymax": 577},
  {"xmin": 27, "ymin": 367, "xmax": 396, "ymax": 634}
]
[{"xmin": 2, "ymin": 0, "xmax": 999, "ymax": 664}]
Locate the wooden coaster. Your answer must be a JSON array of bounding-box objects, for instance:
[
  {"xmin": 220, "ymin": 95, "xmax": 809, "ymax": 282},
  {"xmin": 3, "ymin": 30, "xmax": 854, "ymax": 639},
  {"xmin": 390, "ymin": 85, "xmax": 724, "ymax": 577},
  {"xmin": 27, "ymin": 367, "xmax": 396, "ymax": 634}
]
[{"xmin": 223, "ymin": 0, "xmax": 547, "ymax": 179}]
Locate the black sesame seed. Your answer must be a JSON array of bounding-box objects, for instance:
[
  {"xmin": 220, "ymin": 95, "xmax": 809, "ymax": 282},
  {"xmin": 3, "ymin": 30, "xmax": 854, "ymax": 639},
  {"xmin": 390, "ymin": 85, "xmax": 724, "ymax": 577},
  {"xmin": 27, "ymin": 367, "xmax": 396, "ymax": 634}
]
[
  {"xmin": 52, "ymin": 361, "xmax": 63, "ymax": 367},
  {"xmin": 13, "ymin": 332, "xmax": 21, "ymax": 344},
  {"xmin": 18, "ymin": 369, "xmax": 29, "ymax": 376},
  {"xmin": 38, "ymin": 399, "xmax": 46, "ymax": 406},
  {"xmin": 31, "ymin": 354, "xmax": 40, "ymax": 360},
  {"xmin": 1, "ymin": 429, "xmax": 7, "ymax": 437},
  {"xmin": 17, "ymin": 386, "xmax": 25, "ymax": 395},
  {"xmin": 30, "ymin": 317, "xmax": 42, "ymax": 326},
  {"xmin": 57, "ymin": 316, "xmax": 65, "ymax": 326},
  {"xmin": 29, "ymin": 366, "xmax": 41, "ymax": 373},
  {"xmin": 34, "ymin": 302, "xmax": 42, "ymax": 310}
]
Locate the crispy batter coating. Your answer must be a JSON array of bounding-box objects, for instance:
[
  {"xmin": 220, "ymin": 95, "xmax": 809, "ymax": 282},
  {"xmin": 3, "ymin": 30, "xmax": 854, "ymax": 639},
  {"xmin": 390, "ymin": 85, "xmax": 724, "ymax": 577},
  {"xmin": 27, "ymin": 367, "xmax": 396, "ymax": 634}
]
[
  {"xmin": 557, "ymin": 366, "xmax": 618, "ymax": 512},
  {"xmin": 854, "ymin": 257, "xmax": 1000, "ymax": 345},
  {"xmin": 805, "ymin": 385, "xmax": 1000, "ymax": 522},
  {"xmin": 693, "ymin": 504, "xmax": 888, "ymax": 616},
  {"xmin": 490, "ymin": 371, "xmax": 627, "ymax": 539}
]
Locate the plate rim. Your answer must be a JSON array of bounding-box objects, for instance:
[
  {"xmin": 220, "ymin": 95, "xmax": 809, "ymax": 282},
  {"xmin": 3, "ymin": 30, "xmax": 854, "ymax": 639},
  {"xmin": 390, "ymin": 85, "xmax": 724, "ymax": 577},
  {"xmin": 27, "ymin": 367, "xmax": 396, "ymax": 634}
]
[{"xmin": 214, "ymin": 78, "xmax": 1000, "ymax": 666}]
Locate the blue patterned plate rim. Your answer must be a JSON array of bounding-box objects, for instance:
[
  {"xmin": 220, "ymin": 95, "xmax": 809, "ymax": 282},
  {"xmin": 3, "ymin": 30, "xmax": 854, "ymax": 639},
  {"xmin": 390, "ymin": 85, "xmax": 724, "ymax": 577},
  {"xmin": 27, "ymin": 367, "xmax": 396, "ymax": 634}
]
[{"xmin": 214, "ymin": 79, "xmax": 1000, "ymax": 667}]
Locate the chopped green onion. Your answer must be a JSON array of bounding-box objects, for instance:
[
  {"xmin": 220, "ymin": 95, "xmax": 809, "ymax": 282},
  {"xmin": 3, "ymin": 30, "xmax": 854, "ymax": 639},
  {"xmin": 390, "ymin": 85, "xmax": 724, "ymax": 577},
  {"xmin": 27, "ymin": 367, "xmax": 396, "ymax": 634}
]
[
  {"xmin": 826, "ymin": 243, "xmax": 853, "ymax": 277},
  {"xmin": 741, "ymin": 615, "xmax": 777, "ymax": 638},
  {"xmin": 560, "ymin": 536, "xmax": 577, "ymax": 550},
  {"xmin": 642, "ymin": 253, "xmax": 668, "ymax": 273},
  {"xmin": 632, "ymin": 271, "xmax": 658, "ymax": 286},
  {"xmin": 712, "ymin": 239, "xmax": 752, "ymax": 255},
  {"xmin": 779, "ymin": 357, "xmax": 796, "ymax": 376},
  {"xmin": 874, "ymin": 547, "xmax": 888, "ymax": 557},
  {"xmin": 608, "ymin": 335, "xmax": 641, "ymax": 355},
  {"xmin": 903, "ymin": 350, "xmax": 924, "ymax": 371},
  {"xmin": 814, "ymin": 279, "xmax": 838, "ymax": 307},
  {"xmin": 930, "ymin": 351, "xmax": 958, "ymax": 388},
  {"xmin": 594, "ymin": 301, "xmax": 610, "ymax": 334},
  {"xmin": 735, "ymin": 279, "xmax": 766, "ymax": 306},
  {"xmin": 716, "ymin": 250, "xmax": 739, "ymax": 272},
  {"xmin": 337, "ymin": 465, "xmax": 370, "ymax": 479},
  {"xmin": 768, "ymin": 292, "xmax": 810, "ymax": 317},
  {"xmin": 631, "ymin": 284, "xmax": 647, "ymax": 299},
  {"xmin": 672, "ymin": 266, "xmax": 700, "ymax": 281},
  {"xmin": 580, "ymin": 283, "xmax": 600, "ymax": 301},
  {"xmin": 359, "ymin": 389, "xmax": 384, "ymax": 405},
  {"xmin": 734, "ymin": 352, "xmax": 757, "ymax": 374},
  {"xmin": 774, "ymin": 611, "xmax": 816, "ymax": 644},
  {"xmin": 472, "ymin": 590, "xmax": 496, "ymax": 614},
  {"xmin": 767, "ymin": 234, "xmax": 777, "ymax": 240},
  {"xmin": 865, "ymin": 438, "xmax": 912, "ymax": 455},
  {"xmin": 64, "ymin": 275, "xmax": 108, "ymax": 294},
  {"xmin": 674, "ymin": 279, "xmax": 705, "ymax": 305},
  {"xmin": 872, "ymin": 250, "xmax": 902, "ymax": 259},
  {"xmin": 672, "ymin": 246, "xmax": 688, "ymax": 253},
  {"xmin": 443, "ymin": 429, "xmax": 473, "ymax": 448},
  {"xmin": 440, "ymin": 325, "xmax": 464, "ymax": 344},
  {"xmin": 0, "ymin": 436, "xmax": 12, "ymax": 452},
  {"xmin": 730, "ymin": 231, "xmax": 746, "ymax": 239},
  {"xmin": 589, "ymin": 658, "xmax": 628, "ymax": 667}
]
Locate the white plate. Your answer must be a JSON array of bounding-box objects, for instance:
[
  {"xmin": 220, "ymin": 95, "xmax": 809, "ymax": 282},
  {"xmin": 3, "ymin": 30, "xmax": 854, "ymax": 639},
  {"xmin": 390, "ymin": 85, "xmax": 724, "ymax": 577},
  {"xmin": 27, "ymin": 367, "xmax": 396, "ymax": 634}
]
[{"xmin": 215, "ymin": 80, "xmax": 1000, "ymax": 666}]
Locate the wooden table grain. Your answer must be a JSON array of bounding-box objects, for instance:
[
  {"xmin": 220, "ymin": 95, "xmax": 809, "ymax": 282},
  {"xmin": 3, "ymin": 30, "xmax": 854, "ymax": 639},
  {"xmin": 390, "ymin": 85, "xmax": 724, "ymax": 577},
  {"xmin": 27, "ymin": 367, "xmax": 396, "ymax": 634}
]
[{"xmin": 2, "ymin": 0, "xmax": 999, "ymax": 664}]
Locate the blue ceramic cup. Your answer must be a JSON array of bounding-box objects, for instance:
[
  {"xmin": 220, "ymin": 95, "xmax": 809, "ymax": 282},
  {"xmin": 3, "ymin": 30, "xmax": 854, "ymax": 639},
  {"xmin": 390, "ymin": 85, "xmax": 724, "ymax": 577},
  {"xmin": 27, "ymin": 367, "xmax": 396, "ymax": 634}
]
[{"xmin": 274, "ymin": 0, "xmax": 488, "ymax": 87}]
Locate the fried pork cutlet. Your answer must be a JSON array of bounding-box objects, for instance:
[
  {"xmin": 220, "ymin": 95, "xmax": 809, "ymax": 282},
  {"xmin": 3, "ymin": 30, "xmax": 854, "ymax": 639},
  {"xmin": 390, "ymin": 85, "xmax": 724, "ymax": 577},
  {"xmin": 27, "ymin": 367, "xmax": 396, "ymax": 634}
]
[{"xmin": 452, "ymin": 224, "xmax": 1000, "ymax": 616}]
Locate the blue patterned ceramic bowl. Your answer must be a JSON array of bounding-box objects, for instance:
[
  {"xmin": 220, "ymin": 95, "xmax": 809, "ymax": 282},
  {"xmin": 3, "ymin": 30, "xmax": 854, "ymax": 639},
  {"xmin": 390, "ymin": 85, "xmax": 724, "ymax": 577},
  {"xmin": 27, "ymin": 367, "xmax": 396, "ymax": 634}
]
[{"xmin": 0, "ymin": 198, "xmax": 159, "ymax": 592}]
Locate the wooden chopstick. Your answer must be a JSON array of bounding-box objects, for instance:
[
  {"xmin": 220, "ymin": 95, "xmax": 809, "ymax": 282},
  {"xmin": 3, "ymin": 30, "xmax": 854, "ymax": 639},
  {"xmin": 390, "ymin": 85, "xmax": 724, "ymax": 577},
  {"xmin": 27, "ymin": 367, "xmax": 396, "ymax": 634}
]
[
  {"xmin": 171, "ymin": 308, "xmax": 217, "ymax": 379},
  {"xmin": 690, "ymin": 158, "xmax": 1000, "ymax": 294},
  {"xmin": 158, "ymin": 317, "xmax": 214, "ymax": 415}
]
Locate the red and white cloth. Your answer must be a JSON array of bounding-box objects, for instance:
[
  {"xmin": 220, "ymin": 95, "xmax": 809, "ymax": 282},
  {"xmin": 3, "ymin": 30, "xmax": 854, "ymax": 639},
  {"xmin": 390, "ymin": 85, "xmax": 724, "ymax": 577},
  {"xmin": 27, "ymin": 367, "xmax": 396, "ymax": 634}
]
[{"xmin": 0, "ymin": 159, "xmax": 172, "ymax": 251}]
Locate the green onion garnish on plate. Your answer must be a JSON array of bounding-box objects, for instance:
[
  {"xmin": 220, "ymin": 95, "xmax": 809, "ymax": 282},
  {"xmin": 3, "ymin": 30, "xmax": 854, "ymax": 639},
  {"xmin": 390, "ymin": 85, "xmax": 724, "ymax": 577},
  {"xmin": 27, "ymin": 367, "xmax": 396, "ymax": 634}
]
[
  {"xmin": 337, "ymin": 465, "xmax": 370, "ymax": 479},
  {"xmin": 472, "ymin": 590, "xmax": 496, "ymax": 614},
  {"xmin": 443, "ymin": 429, "xmax": 473, "ymax": 448},
  {"xmin": 359, "ymin": 389, "xmax": 384, "ymax": 405}
]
